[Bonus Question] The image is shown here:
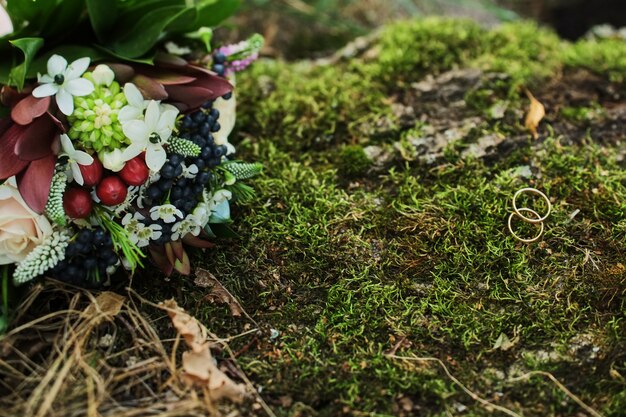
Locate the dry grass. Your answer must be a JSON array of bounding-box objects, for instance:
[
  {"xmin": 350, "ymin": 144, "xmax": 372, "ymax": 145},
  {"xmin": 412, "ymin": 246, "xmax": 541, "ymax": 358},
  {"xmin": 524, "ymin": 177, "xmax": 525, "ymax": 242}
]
[{"xmin": 0, "ymin": 281, "xmax": 266, "ymax": 417}]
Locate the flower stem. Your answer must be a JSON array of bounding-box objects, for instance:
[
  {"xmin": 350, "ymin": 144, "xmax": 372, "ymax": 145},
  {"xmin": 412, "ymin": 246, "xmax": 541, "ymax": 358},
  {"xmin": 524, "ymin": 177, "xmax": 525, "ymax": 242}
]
[{"xmin": 1, "ymin": 266, "xmax": 9, "ymax": 333}]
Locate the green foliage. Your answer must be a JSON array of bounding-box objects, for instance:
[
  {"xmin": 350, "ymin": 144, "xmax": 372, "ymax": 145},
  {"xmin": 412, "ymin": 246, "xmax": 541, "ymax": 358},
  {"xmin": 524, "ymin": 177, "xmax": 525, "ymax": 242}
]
[{"xmin": 1, "ymin": 0, "xmax": 241, "ymax": 85}]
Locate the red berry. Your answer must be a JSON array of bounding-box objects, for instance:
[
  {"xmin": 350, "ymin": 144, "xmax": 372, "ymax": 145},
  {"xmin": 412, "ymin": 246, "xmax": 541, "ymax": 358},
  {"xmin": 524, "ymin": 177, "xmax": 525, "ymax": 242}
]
[
  {"xmin": 119, "ymin": 156, "xmax": 150, "ymax": 186},
  {"xmin": 79, "ymin": 157, "xmax": 103, "ymax": 187},
  {"xmin": 63, "ymin": 187, "xmax": 93, "ymax": 219},
  {"xmin": 96, "ymin": 176, "xmax": 128, "ymax": 206}
]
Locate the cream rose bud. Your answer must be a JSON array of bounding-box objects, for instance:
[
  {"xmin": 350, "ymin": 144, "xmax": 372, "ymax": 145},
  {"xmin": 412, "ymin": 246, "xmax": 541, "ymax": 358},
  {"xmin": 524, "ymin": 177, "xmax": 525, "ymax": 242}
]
[
  {"xmin": 212, "ymin": 90, "xmax": 236, "ymax": 146},
  {"xmin": 0, "ymin": 178, "xmax": 53, "ymax": 265},
  {"xmin": 100, "ymin": 148, "xmax": 127, "ymax": 172},
  {"xmin": 92, "ymin": 64, "xmax": 115, "ymax": 87}
]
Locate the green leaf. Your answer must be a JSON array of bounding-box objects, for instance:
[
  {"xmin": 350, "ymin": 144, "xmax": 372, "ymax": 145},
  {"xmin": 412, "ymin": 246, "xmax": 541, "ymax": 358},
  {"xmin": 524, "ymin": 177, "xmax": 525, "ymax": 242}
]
[
  {"xmin": 93, "ymin": 45, "xmax": 155, "ymax": 65},
  {"xmin": 8, "ymin": 37, "xmax": 44, "ymax": 90},
  {"xmin": 185, "ymin": 27, "xmax": 213, "ymax": 52},
  {"xmin": 195, "ymin": 0, "xmax": 240, "ymax": 29},
  {"xmin": 86, "ymin": 0, "xmax": 119, "ymax": 43},
  {"xmin": 109, "ymin": 5, "xmax": 188, "ymax": 58},
  {"xmin": 40, "ymin": 0, "xmax": 87, "ymax": 39},
  {"xmin": 6, "ymin": 0, "xmax": 58, "ymax": 36}
]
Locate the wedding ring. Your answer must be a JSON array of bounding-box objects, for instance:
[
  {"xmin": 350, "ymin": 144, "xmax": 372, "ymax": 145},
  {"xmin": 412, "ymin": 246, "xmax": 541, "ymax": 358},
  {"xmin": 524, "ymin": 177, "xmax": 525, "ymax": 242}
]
[
  {"xmin": 508, "ymin": 208, "xmax": 544, "ymax": 243},
  {"xmin": 512, "ymin": 188, "xmax": 551, "ymax": 224}
]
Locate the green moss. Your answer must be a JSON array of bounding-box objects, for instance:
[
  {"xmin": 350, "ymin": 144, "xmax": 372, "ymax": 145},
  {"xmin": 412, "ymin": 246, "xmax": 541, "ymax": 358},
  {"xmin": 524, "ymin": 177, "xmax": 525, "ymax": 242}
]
[
  {"xmin": 180, "ymin": 17, "xmax": 626, "ymax": 416},
  {"xmin": 338, "ymin": 145, "xmax": 371, "ymax": 177},
  {"xmin": 565, "ymin": 38, "xmax": 626, "ymax": 82},
  {"xmin": 370, "ymin": 17, "xmax": 487, "ymax": 84},
  {"xmin": 472, "ymin": 22, "xmax": 563, "ymax": 86}
]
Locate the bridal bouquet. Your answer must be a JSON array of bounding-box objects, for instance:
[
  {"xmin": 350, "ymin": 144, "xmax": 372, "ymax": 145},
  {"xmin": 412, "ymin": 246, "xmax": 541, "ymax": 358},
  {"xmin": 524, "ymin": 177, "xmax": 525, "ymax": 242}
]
[{"xmin": 0, "ymin": 0, "xmax": 262, "ymax": 300}]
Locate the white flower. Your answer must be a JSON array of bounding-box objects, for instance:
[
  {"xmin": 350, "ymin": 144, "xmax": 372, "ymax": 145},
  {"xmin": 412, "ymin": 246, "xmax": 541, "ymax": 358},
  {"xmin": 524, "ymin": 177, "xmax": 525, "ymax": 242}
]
[
  {"xmin": 32, "ymin": 55, "xmax": 94, "ymax": 116},
  {"xmin": 118, "ymin": 83, "xmax": 148, "ymax": 123},
  {"xmin": 150, "ymin": 204, "xmax": 183, "ymax": 224},
  {"xmin": 92, "ymin": 64, "xmax": 115, "ymax": 87},
  {"xmin": 60, "ymin": 134, "xmax": 93, "ymax": 186},
  {"xmin": 171, "ymin": 212, "xmax": 202, "ymax": 241},
  {"xmin": 122, "ymin": 212, "xmax": 162, "ymax": 247},
  {"xmin": 121, "ymin": 100, "xmax": 179, "ymax": 172},
  {"xmin": 99, "ymin": 148, "xmax": 129, "ymax": 172},
  {"xmin": 181, "ymin": 163, "xmax": 199, "ymax": 179}
]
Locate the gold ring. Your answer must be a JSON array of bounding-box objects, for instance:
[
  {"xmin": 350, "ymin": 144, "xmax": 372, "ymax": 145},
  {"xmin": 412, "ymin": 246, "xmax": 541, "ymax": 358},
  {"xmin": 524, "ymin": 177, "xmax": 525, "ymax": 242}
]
[
  {"xmin": 508, "ymin": 208, "xmax": 544, "ymax": 243},
  {"xmin": 512, "ymin": 188, "xmax": 551, "ymax": 224}
]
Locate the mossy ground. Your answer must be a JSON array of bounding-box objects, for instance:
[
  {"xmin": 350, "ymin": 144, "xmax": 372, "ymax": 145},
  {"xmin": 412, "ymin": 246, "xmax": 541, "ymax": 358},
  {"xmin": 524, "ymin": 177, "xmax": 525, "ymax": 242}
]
[
  {"xmin": 5, "ymin": 18, "xmax": 626, "ymax": 417},
  {"xmin": 176, "ymin": 19, "xmax": 626, "ymax": 416}
]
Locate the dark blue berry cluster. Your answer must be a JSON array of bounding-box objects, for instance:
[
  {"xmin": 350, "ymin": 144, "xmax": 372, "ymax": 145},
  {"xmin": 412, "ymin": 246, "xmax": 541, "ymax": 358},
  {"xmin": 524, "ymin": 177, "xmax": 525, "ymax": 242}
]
[
  {"xmin": 212, "ymin": 51, "xmax": 227, "ymax": 77},
  {"xmin": 50, "ymin": 228, "xmax": 118, "ymax": 287}
]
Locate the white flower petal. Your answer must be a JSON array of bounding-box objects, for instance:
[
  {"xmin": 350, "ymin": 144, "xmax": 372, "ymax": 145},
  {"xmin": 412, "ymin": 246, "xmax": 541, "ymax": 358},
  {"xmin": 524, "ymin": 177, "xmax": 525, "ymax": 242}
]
[
  {"xmin": 145, "ymin": 145, "xmax": 167, "ymax": 172},
  {"xmin": 65, "ymin": 57, "xmax": 90, "ymax": 80},
  {"xmin": 124, "ymin": 83, "xmax": 145, "ymax": 108},
  {"xmin": 74, "ymin": 151, "xmax": 94, "ymax": 166},
  {"xmin": 71, "ymin": 162, "xmax": 85, "ymax": 185},
  {"xmin": 118, "ymin": 106, "xmax": 143, "ymax": 123},
  {"xmin": 32, "ymin": 83, "xmax": 59, "ymax": 98},
  {"xmin": 156, "ymin": 109, "xmax": 178, "ymax": 141},
  {"xmin": 121, "ymin": 144, "xmax": 144, "ymax": 162},
  {"xmin": 122, "ymin": 120, "xmax": 150, "ymax": 143},
  {"xmin": 59, "ymin": 134, "xmax": 74, "ymax": 154},
  {"xmin": 100, "ymin": 149, "xmax": 127, "ymax": 172},
  {"xmin": 47, "ymin": 54, "xmax": 67, "ymax": 76},
  {"xmin": 38, "ymin": 74, "xmax": 53, "ymax": 83},
  {"xmin": 55, "ymin": 88, "xmax": 74, "ymax": 115},
  {"xmin": 144, "ymin": 101, "xmax": 160, "ymax": 131},
  {"xmin": 65, "ymin": 78, "xmax": 94, "ymax": 96}
]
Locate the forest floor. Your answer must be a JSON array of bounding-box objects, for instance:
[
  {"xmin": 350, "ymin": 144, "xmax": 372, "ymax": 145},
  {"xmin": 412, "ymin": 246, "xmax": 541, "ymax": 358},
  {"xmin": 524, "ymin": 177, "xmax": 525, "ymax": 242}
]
[{"xmin": 2, "ymin": 17, "xmax": 626, "ymax": 417}]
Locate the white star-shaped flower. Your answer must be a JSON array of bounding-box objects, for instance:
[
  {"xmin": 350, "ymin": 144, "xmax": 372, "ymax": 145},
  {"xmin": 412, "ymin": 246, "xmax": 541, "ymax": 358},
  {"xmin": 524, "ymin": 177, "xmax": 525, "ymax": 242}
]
[
  {"xmin": 121, "ymin": 100, "xmax": 179, "ymax": 172},
  {"xmin": 59, "ymin": 134, "xmax": 93, "ymax": 186},
  {"xmin": 32, "ymin": 55, "xmax": 94, "ymax": 116},
  {"xmin": 118, "ymin": 83, "xmax": 148, "ymax": 123},
  {"xmin": 150, "ymin": 204, "xmax": 183, "ymax": 224}
]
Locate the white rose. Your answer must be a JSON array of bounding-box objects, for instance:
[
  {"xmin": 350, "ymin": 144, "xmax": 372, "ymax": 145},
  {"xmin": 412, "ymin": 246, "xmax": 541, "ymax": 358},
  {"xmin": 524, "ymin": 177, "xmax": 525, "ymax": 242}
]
[{"xmin": 0, "ymin": 177, "xmax": 53, "ymax": 265}]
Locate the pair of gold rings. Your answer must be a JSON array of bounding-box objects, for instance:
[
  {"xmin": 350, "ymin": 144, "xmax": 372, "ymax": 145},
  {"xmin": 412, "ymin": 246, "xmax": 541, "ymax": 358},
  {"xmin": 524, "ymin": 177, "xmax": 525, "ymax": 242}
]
[{"xmin": 507, "ymin": 188, "xmax": 552, "ymax": 243}]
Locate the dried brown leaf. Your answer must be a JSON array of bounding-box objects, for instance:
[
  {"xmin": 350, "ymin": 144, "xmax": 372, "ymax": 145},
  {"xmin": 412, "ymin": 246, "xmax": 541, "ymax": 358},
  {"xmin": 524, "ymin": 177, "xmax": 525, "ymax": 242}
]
[
  {"xmin": 195, "ymin": 269, "xmax": 244, "ymax": 317},
  {"xmin": 161, "ymin": 299, "xmax": 208, "ymax": 353},
  {"xmin": 83, "ymin": 292, "xmax": 125, "ymax": 324},
  {"xmin": 160, "ymin": 299, "xmax": 247, "ymax": 403},
  {"xmin": 524, "ymin": 89, "xmax": 545, "ymax": 139}
]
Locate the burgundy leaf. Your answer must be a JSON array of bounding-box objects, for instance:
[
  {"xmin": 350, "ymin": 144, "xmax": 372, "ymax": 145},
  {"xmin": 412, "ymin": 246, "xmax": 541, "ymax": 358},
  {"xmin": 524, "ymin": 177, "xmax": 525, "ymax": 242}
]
[
  {"xmin": 154, "ymin": 52, "xmax": 187, "ymax": 67},
  {"xmin": 11, "ymin": 96, "xmax": 51, "ymax": 125},
  {"xmin": 137, "ymin": 67, "xmax": 196, "ymax": 85},
  {"xmin": 0, "ymin": 124, "xmax": 30, "ymax": 179},
  {"xmin": 14, "ymin": 116, "xmax": 57, "ymax": 161},
  {"xmin": 46, "ymin": 112, "xmax": 66, "ymax": 132},
  {"xmin": 164, "ymin": 85, "xmax": 215, "ymax": 111},
  {"xmin": 170, "ymin": 239, "xmax": 185, "ymax": 261},
  {"xmin": 107, "ymin": 63, "xmax": 136, "ymax": 83},
  {"xmin": 16, "ymin": 154, "xmax": 56, "ymax": 213},
  {"xmin": 150, "ymin": 245, "xmax": 173, "ymax": 276},
  {"xmin": 132, "ymin": 74, "xmax": 168, "ymax": 100}
]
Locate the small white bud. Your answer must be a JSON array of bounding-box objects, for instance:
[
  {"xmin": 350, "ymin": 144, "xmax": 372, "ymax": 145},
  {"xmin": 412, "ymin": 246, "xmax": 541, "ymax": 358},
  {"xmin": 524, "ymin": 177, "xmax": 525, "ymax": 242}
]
[{"xmin": 92, "ymin": 64, "xmax": 115, "ymax": 87}]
